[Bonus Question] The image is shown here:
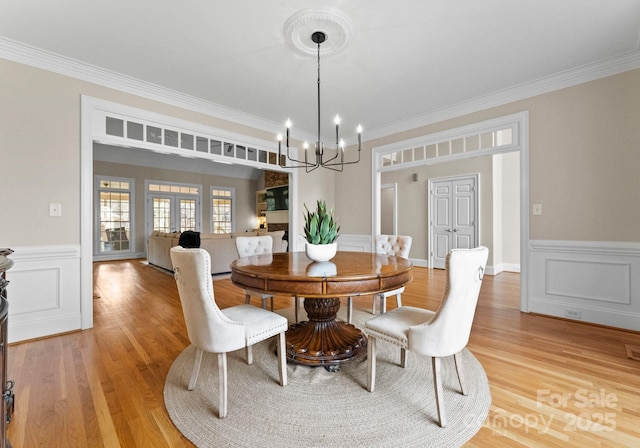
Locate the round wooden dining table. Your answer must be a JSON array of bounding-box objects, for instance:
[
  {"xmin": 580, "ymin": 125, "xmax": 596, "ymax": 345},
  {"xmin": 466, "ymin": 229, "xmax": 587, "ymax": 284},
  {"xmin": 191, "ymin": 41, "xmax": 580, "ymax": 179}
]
[{"xmin": 230, "ymin": 251, "xmax": 413, "ymax": 369}]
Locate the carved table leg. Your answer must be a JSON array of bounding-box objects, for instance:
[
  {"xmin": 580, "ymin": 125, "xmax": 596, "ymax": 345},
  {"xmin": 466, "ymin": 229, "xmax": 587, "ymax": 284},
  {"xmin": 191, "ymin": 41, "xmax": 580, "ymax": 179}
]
[{"xmin": 285, "ymin": 297, "xmax": 367, "ymax": 367}]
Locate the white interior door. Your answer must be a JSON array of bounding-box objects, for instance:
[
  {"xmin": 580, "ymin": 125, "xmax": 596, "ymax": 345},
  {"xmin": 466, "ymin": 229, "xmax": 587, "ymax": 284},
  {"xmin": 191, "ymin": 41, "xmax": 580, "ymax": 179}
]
[{"xmin": 430, "ymin": 175, "xmax": 477, "ymax": 268}]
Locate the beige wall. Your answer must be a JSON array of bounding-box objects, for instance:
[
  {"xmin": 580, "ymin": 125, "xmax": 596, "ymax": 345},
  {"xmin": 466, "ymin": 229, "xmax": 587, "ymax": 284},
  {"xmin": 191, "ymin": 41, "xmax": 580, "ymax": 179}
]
[
  {"xmin": 336, "ymin": 69, "xmax": 640, "ymax": 244},
  {"xmin": 0, "ymin": 58, "xmax": 290, "ymax": 247},
  {"xmin": 498, "ymin": 151, "xmax": 521, "ymax": 265},
  {"xmin": 1, "ymin": 57, "xmax": 639, "ymax": 252}
]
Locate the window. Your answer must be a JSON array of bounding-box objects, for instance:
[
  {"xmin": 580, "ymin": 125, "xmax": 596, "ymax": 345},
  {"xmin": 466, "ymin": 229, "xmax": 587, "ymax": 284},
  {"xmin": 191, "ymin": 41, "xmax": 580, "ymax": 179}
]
[
  {"xmin": 211, "ymin": 187, "xmax": 234, "ymax": 234},
  {"xmin": 95, "ymin": 177, "xmax": 134, "ymax": 255},
  {"xmin": 378, "ymin": 119, "xmax": 518, "ymax": 171}
]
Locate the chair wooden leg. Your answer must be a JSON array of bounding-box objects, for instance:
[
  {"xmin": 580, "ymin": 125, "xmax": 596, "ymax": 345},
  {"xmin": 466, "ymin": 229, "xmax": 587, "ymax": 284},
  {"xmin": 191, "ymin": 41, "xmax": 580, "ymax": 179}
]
[
  {"xmin": 245, "ymin": 293, "xmax": 251, "ymax": 304},
  {"xmin": 453, "ymin": 351, "xmax": 467, "ymax": 395},
  {"xmin": 371, "ymin": 295, "xmax": 377, "ymax": 315},
  {"xmin": 400, "ymin": 348, "xmax": 407, "ymax": 368},
  {"xmin": 396, "ymin": 291, "xmax": 402, "ymax": 308},
  {"xmin": 188, "ymin": 347, "xmax": 204, "ymax": 390},
  {"xmin": 347, "ymin": 297, "xmax": 353, "ymax": 323},
  {"xmin": 218, "ymin": 352, "xmax": 228, "ymax": 419},
  {"xmin": 367, "ymin": 335, "xmax": 377, "ymax": 392},
  {"xmin": 246, "ymin": 344, "xmax": 253, "ymax": 365},
  {"xmin": 432, "ymin": 356, "xmax": 446, "ymax": 427},
  {"xmin": 257, "ymin": 296, "xmax": 274, "ymax": 311},
  {"xmin": 276, "ymin": 331, "xmax": 287, "ymax": 387},
  {"xmin": 380, "ymin": 296, "xmax": 387, "ymax": 314}
]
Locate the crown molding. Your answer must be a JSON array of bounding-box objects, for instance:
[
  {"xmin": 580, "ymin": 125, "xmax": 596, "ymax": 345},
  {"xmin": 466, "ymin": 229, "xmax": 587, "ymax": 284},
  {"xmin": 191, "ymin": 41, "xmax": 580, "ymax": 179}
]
[
  {"xmin": 0, "ymin": 36, "xmax": 283, "ymax": 135},
  {"xmin": 367, "ymin": 50, "xmax": 640, "ymax": 141},
  {"xmin": 2, "ymin": 36, "xmax": 639, "ymax": 144}
]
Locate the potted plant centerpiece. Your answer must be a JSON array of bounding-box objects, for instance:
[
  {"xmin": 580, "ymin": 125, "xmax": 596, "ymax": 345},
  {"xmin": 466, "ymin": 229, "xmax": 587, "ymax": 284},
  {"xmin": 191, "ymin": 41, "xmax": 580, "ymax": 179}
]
[{"xmin": 303, "ymin": 200, "xmax": 340, "ymax": 262}]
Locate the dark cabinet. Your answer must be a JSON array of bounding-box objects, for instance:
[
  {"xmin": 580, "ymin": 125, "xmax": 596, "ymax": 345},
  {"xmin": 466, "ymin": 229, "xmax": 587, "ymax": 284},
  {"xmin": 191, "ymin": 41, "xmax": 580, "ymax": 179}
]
[{"xmin": 0, "ymin": 249, "xmax": 14, "ymax": 448}]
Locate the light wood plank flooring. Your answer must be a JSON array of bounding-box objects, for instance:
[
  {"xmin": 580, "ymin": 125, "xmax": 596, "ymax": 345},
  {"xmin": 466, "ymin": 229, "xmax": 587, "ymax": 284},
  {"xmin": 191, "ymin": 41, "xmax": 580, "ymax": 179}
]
[{"xmin": 6, "ymin": 259, "xmax": 640, "ymax": 447}]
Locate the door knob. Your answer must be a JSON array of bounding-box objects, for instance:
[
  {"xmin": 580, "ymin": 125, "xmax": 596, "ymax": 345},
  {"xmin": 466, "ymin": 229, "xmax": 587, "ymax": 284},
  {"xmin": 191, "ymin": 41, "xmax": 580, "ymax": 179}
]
[
  {"xmin": 453, "ymin": 228, "xmax": 458, "ymax": 232},
  {"xmin": 445, "ymin": 228, "xmax": 451, "ymax": 232}
]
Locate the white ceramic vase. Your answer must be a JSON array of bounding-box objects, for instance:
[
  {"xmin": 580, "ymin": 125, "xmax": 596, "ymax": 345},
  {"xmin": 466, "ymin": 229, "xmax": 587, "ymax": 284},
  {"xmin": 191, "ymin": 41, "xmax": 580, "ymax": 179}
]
[{"xmin": 305, "ymin": 242, "xmax": 337, "ymax": 262}]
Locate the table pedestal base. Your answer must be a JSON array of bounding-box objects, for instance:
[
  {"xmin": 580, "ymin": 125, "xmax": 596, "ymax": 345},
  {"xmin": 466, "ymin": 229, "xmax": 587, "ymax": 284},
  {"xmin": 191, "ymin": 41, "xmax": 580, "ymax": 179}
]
[{"xmin": 286, "ymin": 297, "xmax": 367, "ymax": 367}]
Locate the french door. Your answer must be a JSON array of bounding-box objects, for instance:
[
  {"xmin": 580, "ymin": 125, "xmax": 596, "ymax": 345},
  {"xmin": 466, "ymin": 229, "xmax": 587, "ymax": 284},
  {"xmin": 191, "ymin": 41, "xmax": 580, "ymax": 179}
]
[
  {"xmin": 430, "ymin": 175, "xmax": 478, "ymax": 269},
  {"xmin": 148, "ymin": 193, "xmax": 200, "ymax": 234}
]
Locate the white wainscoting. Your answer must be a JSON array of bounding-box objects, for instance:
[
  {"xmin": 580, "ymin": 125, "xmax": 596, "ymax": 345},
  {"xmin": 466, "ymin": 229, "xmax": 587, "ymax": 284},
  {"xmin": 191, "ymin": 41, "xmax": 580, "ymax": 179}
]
[
  {"xmin": 337, "ymin": 234, "xmax": 429, "ymax": 268},
  {"xmin": 336, "ymin": 234, "xmax": 372, "ymax": 252},
  {"xmin": 529, "ymin": 240, "xmax": 640, "ymax": 331},
  {"xmin": 294, "ymin": 234, "xmax": 374, "ymax": 253},
  {"xmin": 5, "ymin": 245, "xmax": 82, "ymax": 343}
]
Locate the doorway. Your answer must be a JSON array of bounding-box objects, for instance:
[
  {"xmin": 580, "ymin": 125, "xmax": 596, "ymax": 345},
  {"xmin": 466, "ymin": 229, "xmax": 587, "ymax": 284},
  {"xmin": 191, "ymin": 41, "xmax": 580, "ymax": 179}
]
[{"xmin": 380, "ymin": 183, "xmax": 397, "ymax": 235}]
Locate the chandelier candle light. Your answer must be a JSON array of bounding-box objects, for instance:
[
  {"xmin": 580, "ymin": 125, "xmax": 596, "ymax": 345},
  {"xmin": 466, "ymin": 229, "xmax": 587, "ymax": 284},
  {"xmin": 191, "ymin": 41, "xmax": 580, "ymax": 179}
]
[{"xmin": 278, "ymin": 31, "xmax": 362, "ymax": 172}]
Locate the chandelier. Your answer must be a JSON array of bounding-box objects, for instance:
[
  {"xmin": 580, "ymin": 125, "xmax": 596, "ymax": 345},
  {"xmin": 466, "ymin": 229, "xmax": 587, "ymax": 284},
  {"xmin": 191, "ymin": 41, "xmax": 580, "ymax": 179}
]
[{"xmin": 278, "ymin": 31, "xmax": 362, "ymax": 172}]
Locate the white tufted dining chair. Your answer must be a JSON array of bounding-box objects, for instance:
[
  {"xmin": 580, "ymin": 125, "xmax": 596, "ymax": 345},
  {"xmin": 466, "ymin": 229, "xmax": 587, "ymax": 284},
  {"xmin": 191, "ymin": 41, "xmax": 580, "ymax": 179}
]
[
  {"xmin": 345, "ymin": 235, "xmax": 412, "ymax": 323},
  {"xmin": 170, "ymin": 246, "xmax": 287, "ymax": 419},
  {"xmin": 364, "ymin": 246, "xmax": 488, "ymax": 427},
  {"xmin": 235, "ymin": 236, "xmax": 277, "ymax": 311}
]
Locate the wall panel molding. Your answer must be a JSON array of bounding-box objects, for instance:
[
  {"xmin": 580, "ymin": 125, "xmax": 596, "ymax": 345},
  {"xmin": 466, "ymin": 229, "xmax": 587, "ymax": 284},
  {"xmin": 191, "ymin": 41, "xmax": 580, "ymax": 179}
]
[
  {"xmin": 5, "ymin": 245, "xmax": 82, "ymax": 343},
  {"xmin": 529, "ymin": 240, "xmax": 640, "ymax": 331}
]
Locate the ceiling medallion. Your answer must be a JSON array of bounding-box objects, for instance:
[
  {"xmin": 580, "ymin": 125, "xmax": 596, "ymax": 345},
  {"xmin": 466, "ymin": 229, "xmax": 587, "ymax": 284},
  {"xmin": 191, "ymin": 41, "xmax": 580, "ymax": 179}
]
[{"xmin": 284, "ymin": 8, "xmax": 354, "ymax": 56}]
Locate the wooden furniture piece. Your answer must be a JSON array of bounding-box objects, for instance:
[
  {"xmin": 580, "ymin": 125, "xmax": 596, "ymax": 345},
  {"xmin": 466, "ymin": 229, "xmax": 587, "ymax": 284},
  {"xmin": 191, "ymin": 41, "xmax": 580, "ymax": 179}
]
[
  {"xmin": 0, "ymin": 249, "xmax": 14, "ymax": 448},
  {"xmin": 231, "ymin": 251, "xmax": 413, "ymax": 369}
]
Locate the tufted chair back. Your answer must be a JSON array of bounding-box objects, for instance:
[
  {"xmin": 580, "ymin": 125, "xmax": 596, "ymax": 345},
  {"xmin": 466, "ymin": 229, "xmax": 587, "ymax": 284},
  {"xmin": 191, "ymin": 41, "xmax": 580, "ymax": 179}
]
[
  {"xmin": 170, "ymin": 247, "xmax": 245, "ymax": 354},
  {"xmin": 235, "ymin": 235, "xmax": 273, "ymax": 258},
  {"xmin": 408, "ymin": 246, "xmax": 489, "ymax": 357},
  {"xmin": 375, "ymin": 235, "xmax": 412, "ymax": 258}
]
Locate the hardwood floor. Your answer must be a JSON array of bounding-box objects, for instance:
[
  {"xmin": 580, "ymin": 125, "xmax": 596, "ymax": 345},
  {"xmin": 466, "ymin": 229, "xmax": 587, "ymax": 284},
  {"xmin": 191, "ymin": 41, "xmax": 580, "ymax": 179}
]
[{"xmin": 6, "ymin": 259, "xmax": 640, "ymax": 447}]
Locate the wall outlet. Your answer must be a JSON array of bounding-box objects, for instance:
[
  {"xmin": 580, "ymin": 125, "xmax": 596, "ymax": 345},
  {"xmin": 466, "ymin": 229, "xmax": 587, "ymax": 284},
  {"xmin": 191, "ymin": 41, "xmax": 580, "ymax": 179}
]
[
  {"xmin": 532, "ymin": 203, "xmax": 543, "ymax": 215},
  {"xmin": 565, "ymin": 309, "xmax": 582, "ymax": 320},
  {"xmin": 49, "ymin": 203, "xmax": 62, "ymax": 217}
]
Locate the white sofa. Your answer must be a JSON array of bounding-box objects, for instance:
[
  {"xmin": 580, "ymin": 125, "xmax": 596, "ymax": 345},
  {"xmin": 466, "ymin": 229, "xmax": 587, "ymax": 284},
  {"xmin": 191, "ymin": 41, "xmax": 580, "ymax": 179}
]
[{"xmin": 147, "ymin": 230, "xmax": 287, "ymax": 275}]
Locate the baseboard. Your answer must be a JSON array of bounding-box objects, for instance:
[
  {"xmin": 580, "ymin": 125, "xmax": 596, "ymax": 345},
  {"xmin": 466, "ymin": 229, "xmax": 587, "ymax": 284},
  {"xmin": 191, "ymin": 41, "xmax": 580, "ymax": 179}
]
[{"xmin": 93, "ymin": 251, "xmax": 145, "ymax": 262}]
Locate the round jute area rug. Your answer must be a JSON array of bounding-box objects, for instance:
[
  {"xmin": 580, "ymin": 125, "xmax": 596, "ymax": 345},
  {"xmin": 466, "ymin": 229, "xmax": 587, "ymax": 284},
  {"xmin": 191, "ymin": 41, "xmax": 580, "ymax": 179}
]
[{"xmin": 164, "ymin": 308, "xmax": 491, "ymax": 448}]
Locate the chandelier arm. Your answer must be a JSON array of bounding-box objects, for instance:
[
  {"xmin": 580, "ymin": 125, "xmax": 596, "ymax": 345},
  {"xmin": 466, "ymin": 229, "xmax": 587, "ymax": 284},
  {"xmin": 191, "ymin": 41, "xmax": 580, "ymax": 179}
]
[
  {"xmin": 305, "ymin": 161, "xmax": 321, "ymax": 173},
  {"xmin": 322, "ymin": 148, "xmax": 361, "ymax": 167},
  {"xmin": 321, "ymin": 150, "xmax": 339, "ymax": 165},
  {"xmin": 322, "ymin": 163, "xmax": 344, "ymax": 172}
]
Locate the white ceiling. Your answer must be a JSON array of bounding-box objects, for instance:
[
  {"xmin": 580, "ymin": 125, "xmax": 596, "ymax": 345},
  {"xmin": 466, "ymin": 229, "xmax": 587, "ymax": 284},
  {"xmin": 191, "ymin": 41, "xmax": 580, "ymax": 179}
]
[{"xmin": 2, "ymin": 1, "xmax": 640, "ymax": 143}]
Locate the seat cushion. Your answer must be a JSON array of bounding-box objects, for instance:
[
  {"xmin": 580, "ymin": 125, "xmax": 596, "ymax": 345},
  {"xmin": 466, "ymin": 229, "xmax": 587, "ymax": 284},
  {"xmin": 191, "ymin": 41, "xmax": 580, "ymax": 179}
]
[
  {"xmin": 222, "ymin": 304, "xmax": 288, "ymax": 346},
  {"xmin": 365, "ymin": 306, "xmax": 435, "ymax": 348}
]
